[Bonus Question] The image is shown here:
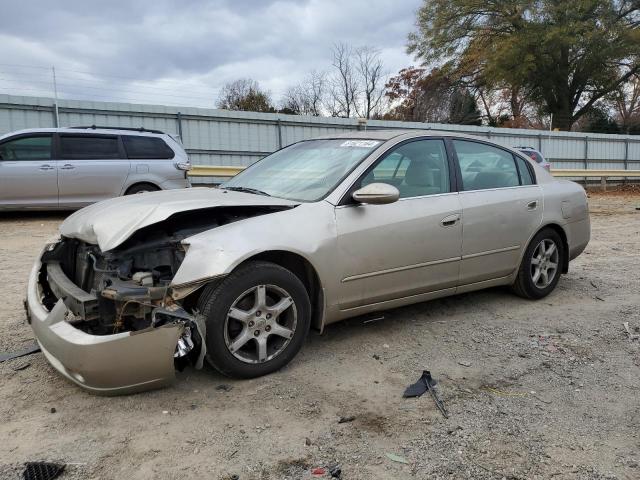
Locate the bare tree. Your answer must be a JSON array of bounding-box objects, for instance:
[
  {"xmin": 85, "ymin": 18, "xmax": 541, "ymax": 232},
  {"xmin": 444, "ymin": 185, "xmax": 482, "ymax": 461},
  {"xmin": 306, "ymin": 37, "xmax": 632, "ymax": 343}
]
[
  {"xmin": 216, "ymin": 78, "xmax": 274, "ymax": 112},
  {"xmin": 281, "ymin": 71, "xmax": 326, "ymax": 116},
  {"xmin": 355, "ymin": 47, "xmax": 386, "ymax": 119},
  {"xmin": 611, "ymin": 74, "xmax": 640, "ymax": 133},
  {"xmin": 327, "ymin": 43, "xmax": 359, "ymax": 117}
]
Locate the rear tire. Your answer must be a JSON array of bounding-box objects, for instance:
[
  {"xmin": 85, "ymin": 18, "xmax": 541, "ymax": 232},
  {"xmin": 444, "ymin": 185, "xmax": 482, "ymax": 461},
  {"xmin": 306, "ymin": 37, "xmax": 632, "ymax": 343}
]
[
  {"xmin": 512, "ymin": 228, "xmax": 564, "ymax": 299},
  {"xmin": 197, "ymin": 261, "xmax": 311, "ymax": 378},
  {"xmin": 125, "ymin": 183, "xmax": 159, "ymax": 195}
]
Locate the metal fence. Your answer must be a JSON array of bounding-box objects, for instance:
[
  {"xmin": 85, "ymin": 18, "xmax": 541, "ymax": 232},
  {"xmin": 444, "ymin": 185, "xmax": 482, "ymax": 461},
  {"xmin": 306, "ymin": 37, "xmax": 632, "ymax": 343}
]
[{"xmin": 2, "ymin": 94, "xmax": 639, "ymax": 176}]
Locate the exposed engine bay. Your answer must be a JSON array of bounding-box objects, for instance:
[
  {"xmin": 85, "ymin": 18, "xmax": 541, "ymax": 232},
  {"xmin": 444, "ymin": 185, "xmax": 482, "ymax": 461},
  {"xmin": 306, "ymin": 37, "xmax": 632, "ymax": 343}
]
[{"xmin": 36, "ymin": 206, "xmax": 292, "ymax": 369}]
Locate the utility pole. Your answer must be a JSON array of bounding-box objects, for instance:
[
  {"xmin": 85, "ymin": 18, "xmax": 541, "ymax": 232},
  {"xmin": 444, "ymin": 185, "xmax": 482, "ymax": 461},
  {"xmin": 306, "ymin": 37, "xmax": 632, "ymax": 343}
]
[{"xmin": 52, "ymin": 66, "xmax": 60, "ymax": 127}]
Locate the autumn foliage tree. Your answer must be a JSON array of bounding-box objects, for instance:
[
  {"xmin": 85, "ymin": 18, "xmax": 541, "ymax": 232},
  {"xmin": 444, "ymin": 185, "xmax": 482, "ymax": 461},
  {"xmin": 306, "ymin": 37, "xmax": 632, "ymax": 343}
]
[
  {"xmin": 216, "ymin": 79, "xmax": 275, "ymax": 112},
  {"xmin": 408, "ymin": 0, "xmax": 640, "ymax": 130}
]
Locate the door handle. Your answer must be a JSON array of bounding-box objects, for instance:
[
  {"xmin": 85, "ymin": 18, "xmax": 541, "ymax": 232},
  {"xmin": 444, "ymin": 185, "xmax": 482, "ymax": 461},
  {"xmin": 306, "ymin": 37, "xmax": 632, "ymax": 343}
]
[
  {"xmin": 39, "ymin": 164, "xmax": 54, "ymax": 171},
  {"xmin": 60, "ymin": 164, "xmax": 75, "ymax": 170},
  {"xmin": 527, "ymin": 200, "xmax": 538, "ymax": 210},
  {"xmin": 440, "ymin": 213, "xmax": 461, "ymax": 227}
]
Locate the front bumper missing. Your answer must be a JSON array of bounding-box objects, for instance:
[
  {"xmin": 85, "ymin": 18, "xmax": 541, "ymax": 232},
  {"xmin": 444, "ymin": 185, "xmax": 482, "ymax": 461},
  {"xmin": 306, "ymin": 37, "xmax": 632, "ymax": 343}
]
[{"xmin": 27, "ymin": 259, "xmax": 184, "ymax": 395}]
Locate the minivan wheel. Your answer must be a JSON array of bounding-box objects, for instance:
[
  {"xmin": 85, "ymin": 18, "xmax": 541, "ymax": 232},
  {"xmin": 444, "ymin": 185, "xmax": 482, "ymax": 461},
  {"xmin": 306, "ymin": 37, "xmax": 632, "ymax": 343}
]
[
  {"xmin": 512, "ymin": 228, "xmax": 564, "ymax": 300},
  {"xmin": 125, "ymin": 183, "xmax": 159, "ymax": 195},
  {"xmin": 197, "ymin": 261, "xmax": 311, "ymax": 378}
]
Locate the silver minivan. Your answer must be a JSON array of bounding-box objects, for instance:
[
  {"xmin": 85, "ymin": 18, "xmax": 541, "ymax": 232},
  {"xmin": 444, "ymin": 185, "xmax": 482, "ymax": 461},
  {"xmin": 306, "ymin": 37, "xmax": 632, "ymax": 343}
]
[{"xmin": 0, "ymin": 126, "xmax": 191, "ymax": 210}]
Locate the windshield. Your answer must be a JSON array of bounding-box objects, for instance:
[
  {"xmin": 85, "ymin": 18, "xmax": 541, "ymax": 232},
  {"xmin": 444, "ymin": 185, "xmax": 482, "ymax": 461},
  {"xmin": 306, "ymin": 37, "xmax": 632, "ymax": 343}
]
[{"xmin": 221, "ymin": 139, "xmax": 382, "ymax": 201}]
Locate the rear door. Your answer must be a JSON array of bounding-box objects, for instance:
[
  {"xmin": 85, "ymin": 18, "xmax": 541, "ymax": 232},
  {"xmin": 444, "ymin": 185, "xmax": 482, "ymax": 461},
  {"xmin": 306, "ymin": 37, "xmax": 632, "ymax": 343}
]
[
  {"xmin": 452, "ymin": 139, "xmax": 542, "ymax": 285},
  {"xmin": 56, "ymin": 134, "xmax": 131, "ymax": 207},
  {"xmin": 0, "ymin": 134, "xmax": 58, "ymax": 208}
]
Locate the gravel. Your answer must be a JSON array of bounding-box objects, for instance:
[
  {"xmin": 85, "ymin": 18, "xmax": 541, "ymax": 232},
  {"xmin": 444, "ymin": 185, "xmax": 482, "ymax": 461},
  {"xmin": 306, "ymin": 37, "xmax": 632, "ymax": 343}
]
[{"xmin": 0, "ymin": 190, "xmax": 638, "ymax": 480}]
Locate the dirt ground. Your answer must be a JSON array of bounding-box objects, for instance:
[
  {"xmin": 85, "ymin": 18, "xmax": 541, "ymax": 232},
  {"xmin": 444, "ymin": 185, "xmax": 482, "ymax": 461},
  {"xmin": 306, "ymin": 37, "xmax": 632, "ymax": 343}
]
[{"xmin": 1, "ymin": 189, "xmax": 639, "ymax": 480}]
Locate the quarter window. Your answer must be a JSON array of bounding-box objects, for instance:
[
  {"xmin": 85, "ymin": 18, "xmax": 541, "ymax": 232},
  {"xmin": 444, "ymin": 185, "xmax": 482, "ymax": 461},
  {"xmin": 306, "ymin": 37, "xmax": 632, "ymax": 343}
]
[
  {"xmin": 515, "ymin": 155, "xmax": 534, "ymax": 185},
  {"xmin": 59, "ymin": 135, "xmax": 120, "ymax": 159},
  {"xmin": 0, "ymin": 135, "xmax": 52, "ymax": 160},
  {"xmin": 122, "ymin": 135, "xmax": 174, "ymax": 159},
  {"xmin": 453, "ymin": 140, "xmax": 519, "ymax": 191},
  {"xmin": 363, "ymin": 139, "xmax": 450, "ymax": 198}
]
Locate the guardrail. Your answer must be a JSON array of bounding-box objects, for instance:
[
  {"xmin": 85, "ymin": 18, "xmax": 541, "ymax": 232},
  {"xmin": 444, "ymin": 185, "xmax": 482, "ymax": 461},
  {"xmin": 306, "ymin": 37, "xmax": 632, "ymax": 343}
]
[
  {"xmin": 551, "ymin": 169, "xmax": 640, "ymax": 190},
  {"xmin": 188, "ymin": 165, "xmax": 640, "ymax": 190},
  {"xmin": 189, "ymin": 165, "xmax": 244, "ymax": 177}
]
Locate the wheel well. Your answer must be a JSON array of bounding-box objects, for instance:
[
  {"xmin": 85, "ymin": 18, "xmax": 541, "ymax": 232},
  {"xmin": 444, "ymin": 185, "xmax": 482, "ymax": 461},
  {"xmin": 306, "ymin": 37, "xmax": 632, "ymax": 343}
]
[
  {"xmin": 125, "ymin": 182, "xmax": 160, "ymax": 194},
  {"xmin": 238, "ymin": 251, "xmax": 324, "ymax": 330},
  {"xmin": 539, "ymin": 224, "xmax": 569, "ymax": 273}
]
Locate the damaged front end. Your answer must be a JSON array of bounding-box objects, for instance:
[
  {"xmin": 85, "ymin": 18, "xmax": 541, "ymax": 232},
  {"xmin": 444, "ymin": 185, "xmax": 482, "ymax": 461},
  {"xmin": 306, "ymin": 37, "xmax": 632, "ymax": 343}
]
[
  {"xmin": 27, "ymin": 205, "xmax": 291, "ymax": 394},
  {"xmin": 39, "ymin": 230, "xmax": 207, "ymax": 370}
]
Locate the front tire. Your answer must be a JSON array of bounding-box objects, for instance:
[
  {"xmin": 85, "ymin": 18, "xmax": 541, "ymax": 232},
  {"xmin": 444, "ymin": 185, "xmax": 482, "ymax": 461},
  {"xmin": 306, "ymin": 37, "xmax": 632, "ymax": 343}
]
[
  {"xmin": 197, "ymin": 261, "xmax": 311, "ymax": 378},
  {"xmin": 512, "ymin": 228, "xmax": 564, "ymax": 300}
]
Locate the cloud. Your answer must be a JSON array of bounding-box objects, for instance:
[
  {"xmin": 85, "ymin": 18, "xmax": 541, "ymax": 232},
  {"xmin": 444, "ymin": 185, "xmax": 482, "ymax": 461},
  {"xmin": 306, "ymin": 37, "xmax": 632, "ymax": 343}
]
[{"xmin": 0, "ymin": 0, "xmax": 421, "ymax": 107}]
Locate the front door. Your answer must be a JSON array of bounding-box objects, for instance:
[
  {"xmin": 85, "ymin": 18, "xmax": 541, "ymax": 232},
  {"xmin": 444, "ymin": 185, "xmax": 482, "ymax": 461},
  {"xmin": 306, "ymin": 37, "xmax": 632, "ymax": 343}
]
[
  {"xmin": 0, "ymin": 134, "xmax": 58, "ymax": 208},
  {"xmin": 57, "ymin": 134, "xmax": 131, "ymax": 207},
  {"xmin": 335, "ymin": 138, "xmax": 462, "ymax": 310},
  {"xmin": 452, "ymin": 139, "xmax": 543, "ymax": 285}
]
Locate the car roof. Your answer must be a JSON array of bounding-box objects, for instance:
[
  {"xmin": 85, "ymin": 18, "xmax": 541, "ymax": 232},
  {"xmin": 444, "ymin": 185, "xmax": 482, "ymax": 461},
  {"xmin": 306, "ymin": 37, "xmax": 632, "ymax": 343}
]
[
  {"xmin": 313, "ymin": 129, "xmax": 484, "ymax": 141},
  {"xmin": 0, "ymin": 127, "xmax": 168, "ymax": 138}
]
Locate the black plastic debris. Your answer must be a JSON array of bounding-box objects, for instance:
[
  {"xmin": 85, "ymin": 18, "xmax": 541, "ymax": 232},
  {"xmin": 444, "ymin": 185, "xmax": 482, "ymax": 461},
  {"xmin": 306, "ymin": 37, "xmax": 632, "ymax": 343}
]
[
  {"xmin": 403, "ymin": 370, "xmax": 449, "ymax": 418},
  {"xmin": 0, "ymin": 344, "xmax": 41, "ymax": 363},
  {"xmin": 337, "ymin": 415, "xmax": 355, "ymax": 424},
  {"xmin": 329, "ymin": 464, "xmax": 342, "ymax": 478},
  {"xmin": 23, "ymin": 462, "xmax": 65, "ymax": 480}
]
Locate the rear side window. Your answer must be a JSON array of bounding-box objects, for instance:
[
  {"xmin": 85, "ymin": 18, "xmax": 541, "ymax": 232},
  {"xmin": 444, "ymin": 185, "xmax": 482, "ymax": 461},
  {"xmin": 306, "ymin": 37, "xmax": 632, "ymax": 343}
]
[
  {"xmin": 122, "ymin": 135, "xmax": 175, "ymax": 159},
  {"xmin": 515, "ymin": 156, "xmax": 534, "ymax": 185},
  {"xmin": 0, "ymin": 135, "xmax": 52, "ymax": 160},
  {"xmin": 59, "ymin": 135, "xmax": 120, "ymax": 159},
  {"xmin": 453, "ymin": 140, "xmax": 519, "ymax": 191}
]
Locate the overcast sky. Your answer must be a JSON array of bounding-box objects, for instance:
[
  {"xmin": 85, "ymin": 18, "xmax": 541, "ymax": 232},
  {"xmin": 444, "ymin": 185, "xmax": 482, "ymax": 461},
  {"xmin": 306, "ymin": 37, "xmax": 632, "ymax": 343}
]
[{"xmin": 0, "ymin": 0, "xmax": 422, "ymax": 108}]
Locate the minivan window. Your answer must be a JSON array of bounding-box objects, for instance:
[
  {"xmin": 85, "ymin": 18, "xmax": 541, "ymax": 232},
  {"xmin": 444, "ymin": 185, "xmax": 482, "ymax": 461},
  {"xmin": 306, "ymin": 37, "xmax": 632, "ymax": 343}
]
[
  {"xmin": 453, "ymin": 140, "xmax": 519, "ymax": 191},
  {"xmin": 123, "ymin": 135, "xmax": 174, "ymax": 159},
  {"xmin": 59, "ymin": 135, "xmax": 120, "ymax": 160},
  {"xmin": 0, "ymin": 135, "xmax": 52, "ymax": 161}
]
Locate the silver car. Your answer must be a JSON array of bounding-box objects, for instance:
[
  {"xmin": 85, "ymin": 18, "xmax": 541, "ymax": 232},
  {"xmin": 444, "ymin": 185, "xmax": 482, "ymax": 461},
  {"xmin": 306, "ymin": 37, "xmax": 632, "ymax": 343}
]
[
  {"xmin": 0, "ymin": 126, "xmax": 191, "ymax": 210},
  {"xmin": 26, "ymin": 130, "xmax": 590, "ymax": 394}
]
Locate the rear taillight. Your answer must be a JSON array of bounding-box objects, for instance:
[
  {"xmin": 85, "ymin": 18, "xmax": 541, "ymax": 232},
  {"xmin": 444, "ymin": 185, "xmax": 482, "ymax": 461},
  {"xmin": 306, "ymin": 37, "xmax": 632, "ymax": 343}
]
[{"xmin": 544, "ymin": 164, "xmax": 551, "ymax": 172}]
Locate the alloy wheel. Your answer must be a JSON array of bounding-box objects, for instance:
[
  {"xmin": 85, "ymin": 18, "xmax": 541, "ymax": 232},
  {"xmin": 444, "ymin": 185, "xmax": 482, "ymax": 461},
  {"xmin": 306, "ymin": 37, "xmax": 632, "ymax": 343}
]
[
  {"xmin": 530, "ymin": 239, "xmax": 559, "ymax": 289},
  {"xmin": 223, "ymin": 284, "xmax": 297, "ymax": 364}
]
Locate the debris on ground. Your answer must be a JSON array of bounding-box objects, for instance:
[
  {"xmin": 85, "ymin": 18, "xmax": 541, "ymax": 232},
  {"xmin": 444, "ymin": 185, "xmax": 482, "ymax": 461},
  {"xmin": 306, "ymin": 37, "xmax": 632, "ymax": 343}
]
[
  {"xmin": 362, "ymin": 315, "xmax": 384, "ymax": 324},
  {"xmin": 0, "ymin": 344, "xmax": 40, "ymax": 363},
  {"xmin": 328, "ymin": 464, "xmax": 342, "ymax": 478},
  {"xmin": 595, "ymin": 295, "xmax": 605, "ymax": 301},
  {"xmin": 623, "ymin": 322, "xmax": 640, "ymax": 341},
  {"xmin": 49, "ymin": 407, "xmax": 56, "ymax": 414},
  {"xmin": 458, "ymin": 360, "xmax": 472, "ymax": 367},
  {"xmin": 11, "ymin": 361, "xmax": 30, "ymax": 371},
  {"xmin": 23, "ymin": 462, "xmax": 65, "ymax": 480},
  {"xmin": 311, "ymin": 466, "xmax": 326, "ymax": 475},
  {"xmin": 385, "ymin": 453, "xmax": 409, "ymax": 464},
  {"xmin": 216, "ymin": 384, "xmax": 233, "ymax": 392},
  {"xmin": 403, "ymin": 370, "xmax": 449, "ymax": 418},
  {"xmin": 337, "ymin": 415, "xmax": 355, "ymax": 424}
]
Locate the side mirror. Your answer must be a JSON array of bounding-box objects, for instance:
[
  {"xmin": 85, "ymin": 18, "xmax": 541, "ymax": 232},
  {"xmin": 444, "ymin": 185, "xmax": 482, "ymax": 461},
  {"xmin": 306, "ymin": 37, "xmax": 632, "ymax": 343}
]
[{"xmin": 352, "ymin": 182, "xmax": 400, "ymax": 205}]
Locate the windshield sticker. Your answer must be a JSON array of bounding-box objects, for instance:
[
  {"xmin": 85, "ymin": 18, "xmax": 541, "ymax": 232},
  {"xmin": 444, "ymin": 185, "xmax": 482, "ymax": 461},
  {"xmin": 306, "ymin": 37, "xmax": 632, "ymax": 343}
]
[{"xmin": 340, "ymin": 140, "xmax": 381, "ymax": 148}]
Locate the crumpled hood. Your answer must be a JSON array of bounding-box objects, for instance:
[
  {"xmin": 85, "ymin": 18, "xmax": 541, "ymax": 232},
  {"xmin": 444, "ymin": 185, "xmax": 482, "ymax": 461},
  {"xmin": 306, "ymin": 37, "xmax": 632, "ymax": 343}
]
[{"xmin": 60, "ymin": 187, "xmax": 299, "ymax": 251}]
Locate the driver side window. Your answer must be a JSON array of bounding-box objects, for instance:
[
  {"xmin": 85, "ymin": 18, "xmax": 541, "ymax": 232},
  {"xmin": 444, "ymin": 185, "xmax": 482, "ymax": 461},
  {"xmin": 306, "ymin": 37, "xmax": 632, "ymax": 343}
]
[
  {"xmin": 0, "ymin": 135, "xmax": 52, "ymax": 161},
  {"xmin": 363, "ymin": 139, "xmax": 450, "ymax": 199}
]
